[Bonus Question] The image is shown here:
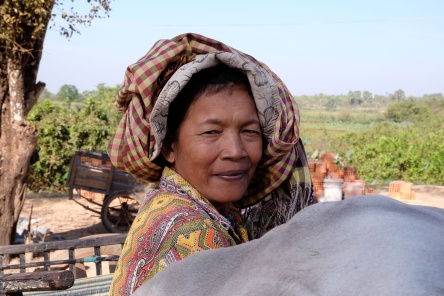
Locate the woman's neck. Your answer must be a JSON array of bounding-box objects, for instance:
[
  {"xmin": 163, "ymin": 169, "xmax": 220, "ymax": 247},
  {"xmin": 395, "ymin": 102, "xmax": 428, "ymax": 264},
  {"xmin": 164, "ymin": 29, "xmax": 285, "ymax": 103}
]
[{"xmin": 210, "ymin": 201, "xmax": 231, "ymax": 216}]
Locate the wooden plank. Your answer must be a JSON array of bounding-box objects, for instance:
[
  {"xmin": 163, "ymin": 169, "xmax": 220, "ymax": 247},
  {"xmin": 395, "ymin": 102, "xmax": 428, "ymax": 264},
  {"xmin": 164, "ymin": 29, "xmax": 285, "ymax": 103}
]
[
  {"xmin": 94, "ymin": 246, "xmax": 101, "ymax": 276},
  {"xmin": 68, "ymin": 249, "xmax": 74, "ymax": 274},
  {"xmin": 0, "ymin": 270, "xmax": 74, "ymax": 293},
  {"xmin": 110, "ymin": 171, "xmax": 148, "ymax": 193},
  {"xmin": 105, "ymin": 165, "xmax": 115, "ymax": 192},
  {"xmin": 1, "ymin": 256, "xmax": 120, "ymax": 271},
  {"xmin": 77, "ymin": 150, "xmax": 110, "ymax": 162},
  {"xmin": 66, "ymin": 150, "xmax": 114, "ymax": 193},
  {"xmin": 18, "ymin": 255, "xmax": 24, "ymax": 273},
  {"xmin": 112, "ymin": 171, "xmax": 146, "ymax": 186},
  {"xmin": 68, "ymin": 187, "xmax": 74, "ymax": 200},
  {"xmin": 0, "ymin": 234, "xmax": 127, "ymax": 255},
  {"xmin": 65, "ymin": 155, "xmax": 78, "ymax": 188},
  {"xmin": 43, "ymin": 252, "xmax": 49, "ymax": 271},
  {"xmin": 71, "ymin": 167, "xmax": 110, "ymax": 191},
  {"xmin": 65, "ymin": 149, "xmax": 149, "ymax": 196}
]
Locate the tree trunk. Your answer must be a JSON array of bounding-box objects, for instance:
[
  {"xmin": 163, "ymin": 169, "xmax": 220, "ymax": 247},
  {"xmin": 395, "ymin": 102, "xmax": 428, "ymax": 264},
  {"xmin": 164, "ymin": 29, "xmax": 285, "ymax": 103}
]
[
  {"xmin": 0, "ymin": 4, "xmax": 52, "ymax": 246},
  {"xmin": 0, "ymin": 54, "xmax": 46, "ymax": 246},
  {"xmin": 0, "ymin": 0, "xmax": 109, "ymax": 246}
]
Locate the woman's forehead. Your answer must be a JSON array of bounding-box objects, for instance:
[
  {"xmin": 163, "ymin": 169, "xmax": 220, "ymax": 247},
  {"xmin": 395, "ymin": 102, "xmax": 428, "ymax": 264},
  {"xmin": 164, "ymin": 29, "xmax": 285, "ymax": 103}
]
[{"xmin": 186, "ymin": 87, "xmax": 259, "ymax": 124}]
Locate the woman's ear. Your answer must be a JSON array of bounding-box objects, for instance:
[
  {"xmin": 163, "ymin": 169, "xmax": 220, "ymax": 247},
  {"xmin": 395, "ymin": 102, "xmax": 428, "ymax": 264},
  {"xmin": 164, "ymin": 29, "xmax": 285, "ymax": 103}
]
[{"xmin": 161, "ymin": 146, "xmax": 175, "ymax": 164}]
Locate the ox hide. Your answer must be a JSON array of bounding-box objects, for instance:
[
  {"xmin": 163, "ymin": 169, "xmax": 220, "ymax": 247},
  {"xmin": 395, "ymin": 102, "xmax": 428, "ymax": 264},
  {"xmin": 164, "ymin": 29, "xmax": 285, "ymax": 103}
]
[{"xmin": 132, "ymin": 195, "xmax": 444, "ymax": 296}]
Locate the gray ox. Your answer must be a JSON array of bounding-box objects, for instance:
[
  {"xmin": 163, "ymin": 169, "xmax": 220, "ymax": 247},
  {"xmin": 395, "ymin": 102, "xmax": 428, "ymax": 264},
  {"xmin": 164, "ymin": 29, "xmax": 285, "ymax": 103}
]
[{"xmin": 132, "ymin": 195, "xmax": 444, "ymax": 296}]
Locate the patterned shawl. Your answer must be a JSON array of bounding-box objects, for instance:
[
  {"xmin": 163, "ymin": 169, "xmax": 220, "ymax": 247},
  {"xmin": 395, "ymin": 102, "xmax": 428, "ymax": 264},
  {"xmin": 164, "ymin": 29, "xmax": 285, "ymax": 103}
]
[{"xmin": 108, "ymin": 33, "xmax": 313, "ymax": 238}]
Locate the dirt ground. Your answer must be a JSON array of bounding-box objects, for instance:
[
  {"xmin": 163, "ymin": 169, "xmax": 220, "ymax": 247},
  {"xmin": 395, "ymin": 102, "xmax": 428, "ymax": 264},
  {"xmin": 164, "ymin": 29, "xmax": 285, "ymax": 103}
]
[
  {"xmin": 19, "ymin": 184, "xmax": 444, "ymax": 243},
  {"xmin": 20, "ymin": 193, "xmax": 108, "ymax": 242}
]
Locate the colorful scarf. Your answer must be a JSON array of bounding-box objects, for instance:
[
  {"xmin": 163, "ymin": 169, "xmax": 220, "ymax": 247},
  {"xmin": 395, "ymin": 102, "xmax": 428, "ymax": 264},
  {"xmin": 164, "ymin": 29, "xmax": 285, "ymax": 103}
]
[
  {"xmin": 109, "ymin": 167, "xmax": 248, "ymax": 295},
  {"xmin": 108, "ymin": 33, "xmax": 313, "ymax": 238}
]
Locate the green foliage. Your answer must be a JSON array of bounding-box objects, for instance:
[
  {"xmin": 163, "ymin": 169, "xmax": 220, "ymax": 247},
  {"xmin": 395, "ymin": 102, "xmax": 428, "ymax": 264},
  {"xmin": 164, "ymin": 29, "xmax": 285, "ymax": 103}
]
[
  {"xmin": 27, "ymin": 85, "xmax": 121, "ymax": 192},
  {"xmin": 301, "ymin": 105, "xmax": 385, "ymax": 155},
  {"xmin": 1, "ymin": 0, "xmax": 112, "ymax": 77},
  {"xmin": 1, "ymin": 0, "xmax": 111, "ymax": 74},
  {"xmin": 39, "ymin": 88, "xmax": 56, "ymax": 101},
  {"xmin": 300, "ymin": 91, "xmax": 444, "ymax": 185},
  {"xmin": 27, "ymin": 100, "xmax": 74, "ymax": 191},
  {"xmin": 338, "ymin": 123, "xmax": 444, "ymax": 185},
  {"xmin": 295, "ymin": 91, "xmax": 390, "ymax": 109},
  {"xmin": 56, "ymin": 84, "xmax": 83, "ymax": 105},
  {"xmin": 385, "ymin": 99, "xmax": 431, "ymax": 122},
  {"xmin": 81, "ymin": 83, "xmax": 122, "ymax": 127},
  {"xmin": 0, "ymin": 0, "xmax": 53, "ymax": 53},
  {"xmin": 392, "ymin": 89, "xmax": 406, "ymax": 101}
]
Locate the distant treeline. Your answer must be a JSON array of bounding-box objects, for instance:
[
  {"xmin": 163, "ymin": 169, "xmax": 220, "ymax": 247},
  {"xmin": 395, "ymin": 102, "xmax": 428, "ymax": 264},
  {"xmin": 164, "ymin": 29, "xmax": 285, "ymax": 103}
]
[
  {"xmin": 42, "ymin": 85, "xmax": 444, "ymax": 108},
  {"xmin": 295, "ymin": 89, "xmax": 444, "ymax": 109}
]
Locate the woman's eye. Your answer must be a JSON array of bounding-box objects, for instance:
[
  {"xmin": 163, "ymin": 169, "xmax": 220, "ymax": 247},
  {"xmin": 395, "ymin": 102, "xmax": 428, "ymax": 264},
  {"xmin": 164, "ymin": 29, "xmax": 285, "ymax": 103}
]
[
  {"xmin": 243, "ymin": 129, "xmax": 260, "ymax": 135},
  {"xmin": 202, "ymin": 130, "xmax": 220, "ymax": 135}
]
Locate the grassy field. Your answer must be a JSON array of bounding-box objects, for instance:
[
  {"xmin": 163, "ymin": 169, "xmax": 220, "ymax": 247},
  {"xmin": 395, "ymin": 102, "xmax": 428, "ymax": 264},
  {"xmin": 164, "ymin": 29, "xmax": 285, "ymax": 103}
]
[
  {"xmin": 298, "ymin": 99, "xmax": 444, "ymax": 186},
  {"xmin": 299, "ymin": 105, "xmax": 386, "ymax": 158}
]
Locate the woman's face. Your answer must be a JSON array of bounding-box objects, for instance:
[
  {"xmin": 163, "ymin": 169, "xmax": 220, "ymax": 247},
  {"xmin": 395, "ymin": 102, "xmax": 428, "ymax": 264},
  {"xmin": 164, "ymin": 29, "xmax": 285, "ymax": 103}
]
[{"xmin": 164, "ymin": 86, "xmax": 263, "ymax": 214}]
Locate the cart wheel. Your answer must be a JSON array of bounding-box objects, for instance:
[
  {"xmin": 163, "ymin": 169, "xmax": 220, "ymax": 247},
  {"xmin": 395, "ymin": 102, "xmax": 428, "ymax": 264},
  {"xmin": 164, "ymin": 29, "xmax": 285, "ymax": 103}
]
[{"xmin": 101, "ymin": 192, "xmax": 141, "ymax": 233}]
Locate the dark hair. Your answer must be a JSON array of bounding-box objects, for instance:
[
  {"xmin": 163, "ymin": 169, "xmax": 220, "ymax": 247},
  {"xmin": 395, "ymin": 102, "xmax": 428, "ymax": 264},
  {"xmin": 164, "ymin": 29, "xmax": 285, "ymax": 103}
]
[{"xmin": 156, "ymin": 63, "xmax": 253, "ymax": 165}]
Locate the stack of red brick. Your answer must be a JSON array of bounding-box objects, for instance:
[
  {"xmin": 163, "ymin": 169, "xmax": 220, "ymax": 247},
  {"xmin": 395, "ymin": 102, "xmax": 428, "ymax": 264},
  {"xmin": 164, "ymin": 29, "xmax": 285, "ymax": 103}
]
[
  {"xmin": 309, "ymin": 152, "xmax": 374, "ymax": 201},
  {"xmin": 80, "ymin": 155, "xmax": 112, "ymax": 168},
  {"xmin": 79, "ymin": 189, "xmax": 105, "ymax": 203},
  {"xmin": 308, "ymin": 153, "xmax": 333, "ymax": 200},
  {"xmin": 388, "ymin": 181, "xmax": 415, "ymax": 200}
]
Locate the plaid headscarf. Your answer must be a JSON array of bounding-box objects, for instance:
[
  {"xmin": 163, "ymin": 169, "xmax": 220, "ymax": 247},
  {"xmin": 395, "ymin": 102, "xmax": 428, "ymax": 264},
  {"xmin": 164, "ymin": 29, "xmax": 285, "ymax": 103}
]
[{"xmin": 108, "ymin": 33, "xmax": 313, "ymax": 238}]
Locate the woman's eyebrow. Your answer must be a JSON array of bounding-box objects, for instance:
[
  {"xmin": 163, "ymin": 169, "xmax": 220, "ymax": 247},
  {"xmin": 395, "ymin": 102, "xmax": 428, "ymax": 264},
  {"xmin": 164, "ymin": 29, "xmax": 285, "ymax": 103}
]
[
  {"xmin": 242, "ymin": 119, "xmax": 261, "ymax": 127},
  {"xmin": 201, "ymin": 118, "xmax": 260, "ymax": 125}
]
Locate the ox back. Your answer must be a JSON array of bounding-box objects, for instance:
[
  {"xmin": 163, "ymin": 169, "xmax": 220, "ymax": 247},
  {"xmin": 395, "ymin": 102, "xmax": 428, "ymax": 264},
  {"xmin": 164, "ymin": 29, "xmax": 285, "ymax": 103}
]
[{"xmin": 133, "ymin": 195, "xmax": 444, "ymax": 296}]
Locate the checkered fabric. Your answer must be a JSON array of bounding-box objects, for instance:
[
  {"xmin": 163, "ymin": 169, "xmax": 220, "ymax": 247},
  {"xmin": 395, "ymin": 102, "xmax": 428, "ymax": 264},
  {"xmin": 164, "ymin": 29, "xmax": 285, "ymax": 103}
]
[{"xmin": 108, "ymin": 33, "xmax": 313, "ymax": 238}]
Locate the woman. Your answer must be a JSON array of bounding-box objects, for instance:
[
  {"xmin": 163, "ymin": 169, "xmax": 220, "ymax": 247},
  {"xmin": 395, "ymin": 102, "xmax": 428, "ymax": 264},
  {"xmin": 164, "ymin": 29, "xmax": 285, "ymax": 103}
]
[{"xmin": 108, "ymin": 33, "xmax": 313, "ymax": 295}]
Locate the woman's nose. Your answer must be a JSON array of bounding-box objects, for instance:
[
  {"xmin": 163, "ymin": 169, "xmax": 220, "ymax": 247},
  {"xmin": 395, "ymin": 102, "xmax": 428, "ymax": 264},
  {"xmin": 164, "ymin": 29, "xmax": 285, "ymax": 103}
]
[{"xmin": 220, "ymin": 133, "xmax": 247, "ymax": 160}]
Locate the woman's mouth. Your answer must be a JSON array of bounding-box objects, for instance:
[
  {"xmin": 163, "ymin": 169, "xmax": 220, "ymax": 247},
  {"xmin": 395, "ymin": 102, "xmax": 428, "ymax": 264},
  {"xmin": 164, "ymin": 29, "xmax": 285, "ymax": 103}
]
[{"xmin": 216, "ymin": 170, "xmax": 247, "ymax": 181}]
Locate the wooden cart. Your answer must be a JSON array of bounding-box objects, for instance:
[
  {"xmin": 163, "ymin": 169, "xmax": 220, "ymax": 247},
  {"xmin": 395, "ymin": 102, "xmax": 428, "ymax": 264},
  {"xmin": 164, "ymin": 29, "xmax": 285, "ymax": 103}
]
[{"xmin": 66, "ymin": 150, "xmax": 149, "ymax": 233}]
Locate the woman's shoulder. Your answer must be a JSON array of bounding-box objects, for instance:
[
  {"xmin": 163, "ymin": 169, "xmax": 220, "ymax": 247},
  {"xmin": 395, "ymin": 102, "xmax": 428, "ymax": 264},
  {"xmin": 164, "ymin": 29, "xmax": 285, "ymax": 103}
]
[
  {"xmin": 138, "ymin": 189, "xmax": 206, "ymax": 222},
  {"xmin": 143, "ymin": 189, "xmax": 194, "ymax": 209}
]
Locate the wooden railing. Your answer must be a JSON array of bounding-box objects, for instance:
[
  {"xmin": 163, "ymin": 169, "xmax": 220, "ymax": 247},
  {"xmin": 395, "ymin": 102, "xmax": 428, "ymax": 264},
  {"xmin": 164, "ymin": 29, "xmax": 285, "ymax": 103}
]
[{"xmin": 0, "ymin": 234, "xmax": 126, "ymax": 295}]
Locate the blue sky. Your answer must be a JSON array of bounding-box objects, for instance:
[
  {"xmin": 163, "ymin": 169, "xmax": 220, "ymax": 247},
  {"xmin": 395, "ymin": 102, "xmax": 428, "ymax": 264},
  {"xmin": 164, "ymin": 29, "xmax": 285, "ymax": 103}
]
[{"xmin": 38, "ymin": 0, "xmax": 444, "ymax": 97}]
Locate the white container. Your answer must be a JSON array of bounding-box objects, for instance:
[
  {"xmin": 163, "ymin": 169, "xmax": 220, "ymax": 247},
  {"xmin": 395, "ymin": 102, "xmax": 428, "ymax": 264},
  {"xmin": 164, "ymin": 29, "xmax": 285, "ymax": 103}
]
[{"xmin": 323, "ymin": 178, "xmax": 343, "ymax": 202}]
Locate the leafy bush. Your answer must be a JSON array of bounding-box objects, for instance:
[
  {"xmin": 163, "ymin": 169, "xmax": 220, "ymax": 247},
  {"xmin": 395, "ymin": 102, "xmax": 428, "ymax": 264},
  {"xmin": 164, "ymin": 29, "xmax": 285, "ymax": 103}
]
[
  {"xmin": 337, "ymin": 123, "xmax": 444, "ymax": 185},
  {"xmin": 27, "ymin": 85, "xmax": 121, "ymax": 192},
  {"xmin": 27, "ymin": 101, "xmax": 76, "ymax": 191},
  {"xmin": 335, "ymin": 110, "xmax": 351, "ymax": 122},
  {"xmin": 385, "ymin": 99, "xmax": 431, "ymax": 122}
]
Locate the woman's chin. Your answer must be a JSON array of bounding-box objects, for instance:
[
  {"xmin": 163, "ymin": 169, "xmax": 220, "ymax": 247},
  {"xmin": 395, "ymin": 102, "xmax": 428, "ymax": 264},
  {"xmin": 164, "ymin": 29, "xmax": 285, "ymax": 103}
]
[{"xmin": 206, "ymin": 189, "xmax": 245, "ymax": 208}]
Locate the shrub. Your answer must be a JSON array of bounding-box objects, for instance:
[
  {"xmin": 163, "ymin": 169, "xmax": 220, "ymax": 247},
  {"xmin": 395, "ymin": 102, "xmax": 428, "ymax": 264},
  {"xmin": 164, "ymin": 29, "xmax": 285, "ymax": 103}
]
[
  {"xmin": 337, "ymin": 123, "xmax": 444, "ymax": 185},
  {"xmin": 385, "ymin": 99, "xmax": 431, "ymax": 123},
  {"xmin": 27, "ymin": 85, "xmax": 121, "ymax": 192}
]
